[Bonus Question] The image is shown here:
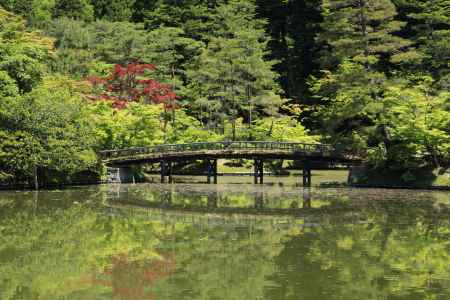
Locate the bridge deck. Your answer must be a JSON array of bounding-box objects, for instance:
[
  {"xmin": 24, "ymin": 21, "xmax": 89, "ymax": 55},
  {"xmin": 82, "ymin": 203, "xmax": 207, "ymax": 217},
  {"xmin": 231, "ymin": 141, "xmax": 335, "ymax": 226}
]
[{"xmin": 100, "ymin": 141, "xmax": 360, "ymax": 166}]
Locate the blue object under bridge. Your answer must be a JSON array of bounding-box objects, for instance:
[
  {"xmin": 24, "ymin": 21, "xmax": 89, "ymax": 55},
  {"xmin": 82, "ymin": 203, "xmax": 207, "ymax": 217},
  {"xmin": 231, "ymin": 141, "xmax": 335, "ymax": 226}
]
[{"xmin": 99, "ymin": 141, "xmax": 362, "ymax": 186}]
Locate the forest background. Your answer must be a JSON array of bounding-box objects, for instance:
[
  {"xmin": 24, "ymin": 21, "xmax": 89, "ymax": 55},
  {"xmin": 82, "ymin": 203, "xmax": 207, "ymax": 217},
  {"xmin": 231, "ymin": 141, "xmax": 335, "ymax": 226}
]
[{"xmin": 0, "ymin": 0, "xmax": 448, "ymax": 186}]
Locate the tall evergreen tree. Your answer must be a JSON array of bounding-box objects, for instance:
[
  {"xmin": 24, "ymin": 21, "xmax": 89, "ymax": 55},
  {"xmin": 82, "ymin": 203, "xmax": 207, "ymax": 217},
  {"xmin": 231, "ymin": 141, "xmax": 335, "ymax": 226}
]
[
  {"xmin": 188, "ymin": 0, "xmax": 282, "ymax": 139},
  {"xmin": 53, "ymin": 0, "xmax": 94, "ymax": 22},
  {"xmin": 140, "ymin": 26, "xmax": 203, "ymax": 97},
  {"xmin": 317, "ymin": 0, "xmax": 420, "ymax": 69},
  {"xmin": 142, "ymin": 0, "xmax": 223, "ymax": 41},
  {"xmin": 131, "ymin": 0, "xmax": 157, "ymax": 22},
  {"xmin": 255, "ymin": 0, "xmax": 322, "ymax": 104},
  {"xmin": 91, "ymin": 0, "xmax": 135, "ymax": 22},
  {"xmin": 312, "ymin": 0, "xmax": 420, "ymax": 154},
  {"xmin": 393, "ymin": 0, "xmax": 449, "ymax": 81}
]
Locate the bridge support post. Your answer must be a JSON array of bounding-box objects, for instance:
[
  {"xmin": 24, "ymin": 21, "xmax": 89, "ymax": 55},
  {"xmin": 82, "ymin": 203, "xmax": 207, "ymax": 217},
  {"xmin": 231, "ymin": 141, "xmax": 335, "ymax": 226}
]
[
  {"xmin": 254, "ymin": 159, "xmax": 264, "ymax": 184},
  {"xmin": 213, "ymin": 159, "xmax": 218, "ymax": 184},
  {"xmin": 259, "ymin": 160, "xmax": 264, "ymax": 184},
  {"xmin": 168, "ymin": 161, "xmax": 173, "ymax": 184},
  {"xmin": 206, "ymin": 160, "xmax": 211, "ymax": 184},
  {"xmin": 160, "ymin": 160, "xmax": 166, "ymax": 183},
  {"xmin": 206, "ymin": 159, "xmax": 218, "ymax": 184},
  {"xmin": 303, "ymin": 160, "xmax": 312, "ymax": 187}
]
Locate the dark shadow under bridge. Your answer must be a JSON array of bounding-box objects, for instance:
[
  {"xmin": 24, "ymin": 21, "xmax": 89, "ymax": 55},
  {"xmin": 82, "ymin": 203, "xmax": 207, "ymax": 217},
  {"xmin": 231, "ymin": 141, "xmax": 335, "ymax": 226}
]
[{"xmin": 100, "ymin": 141, "xmax": 362, "ymax": 186}]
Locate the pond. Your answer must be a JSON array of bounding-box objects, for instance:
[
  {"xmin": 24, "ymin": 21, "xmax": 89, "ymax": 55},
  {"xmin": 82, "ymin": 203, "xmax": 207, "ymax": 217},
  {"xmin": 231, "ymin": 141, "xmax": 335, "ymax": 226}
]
[{"xmin": 0, "ymin": 180, "xmax": 449, "ymax": 300}]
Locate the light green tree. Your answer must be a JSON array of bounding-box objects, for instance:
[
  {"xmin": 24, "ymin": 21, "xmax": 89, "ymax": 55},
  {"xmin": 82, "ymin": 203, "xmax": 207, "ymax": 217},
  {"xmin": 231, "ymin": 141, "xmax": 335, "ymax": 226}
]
[{"xmin": 0, "ymin": 77, "xmax": 98, "ymax": 185}]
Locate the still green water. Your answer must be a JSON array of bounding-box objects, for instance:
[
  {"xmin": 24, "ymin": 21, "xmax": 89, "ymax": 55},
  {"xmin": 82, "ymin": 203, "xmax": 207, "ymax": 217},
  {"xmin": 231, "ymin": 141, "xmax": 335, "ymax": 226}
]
[{"xmin": 0, "ymin": 181, "xmax": 449, "ymax": 300}]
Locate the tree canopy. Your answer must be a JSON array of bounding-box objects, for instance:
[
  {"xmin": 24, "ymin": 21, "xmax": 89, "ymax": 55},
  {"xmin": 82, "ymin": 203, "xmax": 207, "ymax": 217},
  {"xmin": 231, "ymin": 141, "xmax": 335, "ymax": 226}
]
[{"xmin": 0, "ymin": 0, "xmax": 449, "ymax": 186}]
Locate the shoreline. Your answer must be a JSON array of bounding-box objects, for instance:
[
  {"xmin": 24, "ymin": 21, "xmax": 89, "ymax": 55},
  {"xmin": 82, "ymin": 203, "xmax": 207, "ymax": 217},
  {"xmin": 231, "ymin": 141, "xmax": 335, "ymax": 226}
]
[{"xmin": 0, "ymin": 179, "xmax": 448, "ymax": 192}]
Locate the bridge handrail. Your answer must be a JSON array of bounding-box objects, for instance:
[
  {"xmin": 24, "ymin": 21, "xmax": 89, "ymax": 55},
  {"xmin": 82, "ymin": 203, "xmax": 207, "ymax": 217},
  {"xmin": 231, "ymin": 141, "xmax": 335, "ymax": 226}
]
[{"xmin": 99, "ymin": 141, "xmax": 338, "ymax": 160}]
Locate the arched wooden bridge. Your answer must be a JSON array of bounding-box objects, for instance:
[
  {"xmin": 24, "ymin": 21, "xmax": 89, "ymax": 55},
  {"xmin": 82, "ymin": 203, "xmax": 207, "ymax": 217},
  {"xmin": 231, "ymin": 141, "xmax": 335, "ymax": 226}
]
[{"xmin": 100, "ymin": 141, "xmax": 361, "ymax": 186}]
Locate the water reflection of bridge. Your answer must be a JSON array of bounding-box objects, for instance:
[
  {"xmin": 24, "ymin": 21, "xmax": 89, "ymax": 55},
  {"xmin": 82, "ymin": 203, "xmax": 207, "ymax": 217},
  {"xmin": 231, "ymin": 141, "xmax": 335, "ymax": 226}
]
[
  {"xmin": 105, "ymin": 183, "xmax": 316, "ymax": 210},
  {"xmin": 100, "ymin": 141, "xmax": 362, "ymax": 186},
  {"xmin": 103, "ymin": 185, "xmax": 370, "ymax": 230},
  {"xmin": 105, "ymin": 204, "xmax": 323, "ymax": 230}
]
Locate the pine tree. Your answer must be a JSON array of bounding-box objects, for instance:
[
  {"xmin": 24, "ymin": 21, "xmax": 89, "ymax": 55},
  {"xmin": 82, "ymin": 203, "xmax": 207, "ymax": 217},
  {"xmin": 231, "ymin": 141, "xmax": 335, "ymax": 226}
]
[
  {"xmin": 188, "ymin": 0, "xmax": 281, "ymax": 139},
  {"xmin": 91, "ymin": 0, "xmax": 136, "ymax": 22},
  {"xmin": 312, "ymin": 0, "xmax": 420, "ymax": 154},
  {"xmin": 53, "ymin": 0, "xmax": 94, "ymax": 22},
  {"xmin": 130, "ymin": 0, "xmax": 157, "ymax": 22},
  {"xmin": 312, "ymin": 0, "xmax": 448, "ymax": 170},
  {"xmin": 140, "ymin": 26, "xmax": 203, "ymax": 98},
  {"xmin": 142, "ymin": 0, "xmax": 223, "ymax": 41},
  {"xmin": 255, "ymin": 0, "xmax": 323, "ymax": 104},
  {"xmin": 318, "ymin": 0, "xmax": 420, "ymax": 69},
  {"xmin": 395, "ymin": 0, "xmax": 449, "ymax": 79}
]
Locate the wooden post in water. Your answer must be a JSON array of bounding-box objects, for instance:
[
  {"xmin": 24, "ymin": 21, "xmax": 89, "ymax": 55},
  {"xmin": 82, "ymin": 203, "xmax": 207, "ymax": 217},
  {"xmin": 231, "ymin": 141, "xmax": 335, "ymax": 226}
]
[
  {"xmin": 168, "ymin": 161, "xmax": 173, "ymax": 184},
  {"xmin": 160, "ymin": 160, "xmax": 166, "ymax": 183},
  {"xmin": 303, "ymin": 160, "xmax": 312, "ymax": 187},
  {"xmin": 213, "ymin": 159, "xmax": 218, "ymax": 184},
  {"xmin": 254, "ymin": 159, "xmax": 264, "ymax": 184},
  {"xmin": 258, "ymin": 159, "xmax": 264, "ymax": 184},
  {"xmin": 259, "ymin": 159, "xmax": 264, "ymax": 184},
  {"xmin": 254, "ymin": 159, "xmax": 259, "ymax": 184},
  {"xmin": 206, "ymin": 159, "xmax": 216, "ymax": 184}
]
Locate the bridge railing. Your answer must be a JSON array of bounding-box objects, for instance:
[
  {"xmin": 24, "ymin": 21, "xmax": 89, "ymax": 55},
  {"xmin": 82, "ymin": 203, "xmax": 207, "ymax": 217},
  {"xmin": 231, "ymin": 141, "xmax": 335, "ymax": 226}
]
[{"xmin": 99, "ymin": 141, "xmax": 338, "ymax": 160}]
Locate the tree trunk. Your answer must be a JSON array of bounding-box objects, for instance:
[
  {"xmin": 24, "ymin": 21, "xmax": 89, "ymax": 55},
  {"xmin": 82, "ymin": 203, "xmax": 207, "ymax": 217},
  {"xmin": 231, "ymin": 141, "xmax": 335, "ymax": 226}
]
[
  {"xmin": 162, "ymin": 106, "xmax": 168, "ymax": 143},
  {"xmin": 268, "ymin": 118, "xmax": 274, "ymax": 137},
  {"xmin": 171, "ymin": 66, "xmax": 176, "ymax": 132},
  {"xmin": 357, "ymin": 0, "xmax": 370, "ymax": 60},
  {"xmin": 426, "ymin": 143, "xmax": 440, "ymax": 169},
  {"xmin": 248, "ymin": 84, "xmax": 253, "ymax": 140}
]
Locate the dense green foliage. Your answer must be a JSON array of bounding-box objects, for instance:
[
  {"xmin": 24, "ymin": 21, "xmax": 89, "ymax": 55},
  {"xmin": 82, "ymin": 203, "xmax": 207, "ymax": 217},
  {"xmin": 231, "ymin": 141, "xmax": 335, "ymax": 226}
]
[{"xmin": 0, "ymin": 0, "xmax": 448, "ymax": 186}]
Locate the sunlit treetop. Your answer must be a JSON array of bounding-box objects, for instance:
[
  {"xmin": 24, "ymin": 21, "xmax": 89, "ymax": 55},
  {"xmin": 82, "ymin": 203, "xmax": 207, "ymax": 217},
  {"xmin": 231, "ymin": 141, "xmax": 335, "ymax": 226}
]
[{"xmin": 0, "ymin": 8, "xmax": 54, "ymax": 54}]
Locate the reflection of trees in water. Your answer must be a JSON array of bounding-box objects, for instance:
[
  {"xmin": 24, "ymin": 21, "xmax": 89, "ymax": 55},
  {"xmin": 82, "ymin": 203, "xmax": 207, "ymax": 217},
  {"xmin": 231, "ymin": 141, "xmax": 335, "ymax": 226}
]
[
  {"xmin": 0, "ymin": 202, "xmax": 171, "ymax": 299},
  {"xmin": 266, "ymin": 204, "xmax": 450, "ymax": 300},
  {"xmin": 104, "ymin": 186, "xmax": 450, "ymax": 300},
  {"xmin": 97, "ymin": 195, "xmax": 450, "ymax": 299},
  {"xmin": 0, "ymin": 197, "xmax": 289, "ymax": 299},
  {"xmin": 90, "ymin": 252, "xmax": 176, "ymax": 300},
  {"xmin": 0, "ymin": 187, "xmax": 449, "ymax": 299},
  {"xmin": 106, "ymin": 184, "xmax": 320, "ymax": 214},
  {"xmin": 161, "ymin": 221, "xmax": 284, "ymax": 299}
]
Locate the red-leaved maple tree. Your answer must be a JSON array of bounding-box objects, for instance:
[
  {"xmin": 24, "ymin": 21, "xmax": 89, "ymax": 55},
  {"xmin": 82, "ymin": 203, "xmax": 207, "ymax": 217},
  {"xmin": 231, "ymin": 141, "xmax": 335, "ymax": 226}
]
[{"xmin": 87, "ymin": 63, "xmax": 178, "ymax": 110}]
